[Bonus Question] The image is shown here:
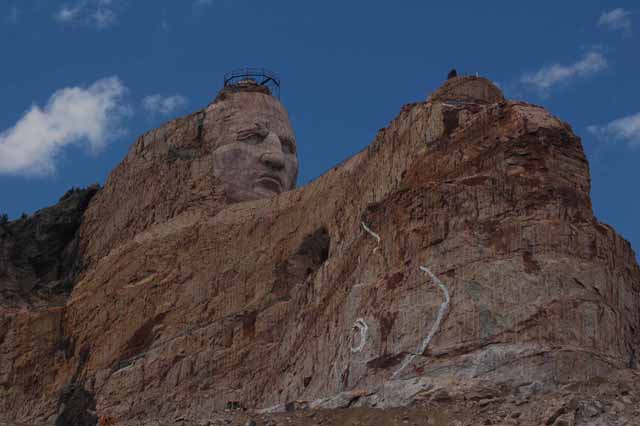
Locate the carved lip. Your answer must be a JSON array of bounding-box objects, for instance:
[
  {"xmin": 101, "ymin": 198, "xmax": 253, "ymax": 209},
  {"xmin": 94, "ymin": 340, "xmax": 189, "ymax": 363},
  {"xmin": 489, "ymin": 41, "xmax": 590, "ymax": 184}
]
[{"xmin": 255, "ymin": 174, "xmax": 283, "ymax": 192}]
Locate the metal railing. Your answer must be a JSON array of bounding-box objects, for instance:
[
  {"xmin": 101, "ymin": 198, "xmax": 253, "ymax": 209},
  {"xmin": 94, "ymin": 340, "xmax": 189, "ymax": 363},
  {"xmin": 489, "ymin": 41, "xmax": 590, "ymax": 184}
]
[{"xmin": 223, "ymin": 68, "xmax": 280, "ymax": 98}]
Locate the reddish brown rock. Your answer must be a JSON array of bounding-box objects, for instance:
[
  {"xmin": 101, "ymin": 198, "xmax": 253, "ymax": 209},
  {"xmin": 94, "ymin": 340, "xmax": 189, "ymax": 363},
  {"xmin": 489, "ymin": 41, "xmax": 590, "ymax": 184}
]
[{"xmin": 1, "ymin": 77, "xmax": 639, "ymax": 426}]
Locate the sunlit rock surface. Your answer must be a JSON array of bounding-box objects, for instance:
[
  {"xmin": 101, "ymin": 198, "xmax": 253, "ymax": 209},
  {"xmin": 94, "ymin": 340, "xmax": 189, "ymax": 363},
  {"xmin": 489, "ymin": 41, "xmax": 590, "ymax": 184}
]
[{"xmin": 1, "ymin": 77, "xmax": 639, "ymax": 426}]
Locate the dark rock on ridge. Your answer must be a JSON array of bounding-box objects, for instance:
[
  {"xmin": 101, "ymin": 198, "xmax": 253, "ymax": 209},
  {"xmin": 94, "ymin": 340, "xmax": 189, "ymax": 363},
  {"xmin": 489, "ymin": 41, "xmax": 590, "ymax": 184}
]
[{"xmin": 0, "ymin": 185, "xmax": 100, "ymax": 306}]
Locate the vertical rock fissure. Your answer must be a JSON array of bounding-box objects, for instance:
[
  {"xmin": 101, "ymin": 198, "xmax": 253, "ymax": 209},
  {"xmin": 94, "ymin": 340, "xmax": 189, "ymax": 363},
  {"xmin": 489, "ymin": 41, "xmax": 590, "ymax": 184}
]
[{"xmin": 55, "ymin": 344, "xmax": 97, "ymax": 426}]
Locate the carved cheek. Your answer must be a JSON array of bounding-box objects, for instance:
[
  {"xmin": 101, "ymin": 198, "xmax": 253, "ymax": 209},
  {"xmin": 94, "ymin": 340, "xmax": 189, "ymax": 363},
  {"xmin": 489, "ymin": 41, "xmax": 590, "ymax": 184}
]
[
  {"xmin": 214, "ymin": 144, "xmax": 260, "ymax": 182},
  {"xmin": 284, "ymin": 157, "xmax": 298, "ymax": 189}
]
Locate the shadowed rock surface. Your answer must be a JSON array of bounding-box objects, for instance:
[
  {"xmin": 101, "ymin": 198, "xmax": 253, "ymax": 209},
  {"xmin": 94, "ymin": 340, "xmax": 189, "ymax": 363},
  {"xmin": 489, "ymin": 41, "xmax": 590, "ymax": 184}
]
[
  {"xmin": 0, "ymin": 185, "xmax": 100, "ymax": 306},
  {"xmin": 1, "ymin": 77, "xmax": 639, "ymax": 425}
]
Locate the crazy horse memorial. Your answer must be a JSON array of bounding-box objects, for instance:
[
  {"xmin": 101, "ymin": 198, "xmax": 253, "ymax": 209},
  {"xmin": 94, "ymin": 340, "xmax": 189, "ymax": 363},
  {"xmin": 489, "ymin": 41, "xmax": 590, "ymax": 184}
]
[{"xmin": 1, "ymin": 70, "xmax": 639, "ymax": 426}]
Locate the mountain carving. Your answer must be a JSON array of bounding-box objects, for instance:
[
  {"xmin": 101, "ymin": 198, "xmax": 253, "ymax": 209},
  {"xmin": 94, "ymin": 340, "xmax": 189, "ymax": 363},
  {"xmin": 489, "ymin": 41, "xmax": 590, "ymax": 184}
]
[{"xmin": 1, "ymin": 77, "xmax": 639, "ymax": 426}]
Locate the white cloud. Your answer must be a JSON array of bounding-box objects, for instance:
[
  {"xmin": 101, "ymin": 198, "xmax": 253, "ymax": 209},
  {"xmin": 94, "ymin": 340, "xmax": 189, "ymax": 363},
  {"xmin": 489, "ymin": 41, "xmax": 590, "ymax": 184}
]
[
  {"xmin": 92, "ymin": 6, "xmax": 116, "ymax": 28},
  {"xmin": 56, "ymin": 5, "xmax": 83, "ymax": 23},
  {"xmin": 55, "ymin": 0, "xmax": 118, "ymax": 29},
  {"xmin": 588, "ymin": 112, "xmax": 640, "ymax": 148},
  {"xmin": 0, "ymin": 77, "xmax": 129, "ymax": 176},
  {"xmin": 521, "ymin": 50, "xmax": 607, "ymax": 94},
  {"xmin": 6, "ymin": 6, "xmax": 18, "ymax": 23},
  {"xmin": 598, "ymin": 8, "xmax": 632, "ymax": 35},
  {"xmin": 142, "ymin": 95, "xmax": 188, "ymax": 115}
]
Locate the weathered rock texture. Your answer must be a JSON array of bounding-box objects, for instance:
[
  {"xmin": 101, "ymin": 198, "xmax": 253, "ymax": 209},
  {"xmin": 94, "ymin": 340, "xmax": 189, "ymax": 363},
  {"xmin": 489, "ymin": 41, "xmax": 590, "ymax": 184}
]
[
  {"xmin": 0, "ymin": 185, "xmax": 99, "ymax": 306},
  {"xmin": 428, "ymin": 75, "xmax": 505, "ymax": 104},
  {"xmin": 1, "ymin": 77, "xmax": 639, "ymax": 426}
]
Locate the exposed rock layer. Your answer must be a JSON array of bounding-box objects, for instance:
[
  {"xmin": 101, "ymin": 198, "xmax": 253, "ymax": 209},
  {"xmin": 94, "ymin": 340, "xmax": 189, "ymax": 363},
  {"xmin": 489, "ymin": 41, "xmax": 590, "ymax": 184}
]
[{"xmin": 1, "ymin": 78, "xmax": 639, "ymax": 425}]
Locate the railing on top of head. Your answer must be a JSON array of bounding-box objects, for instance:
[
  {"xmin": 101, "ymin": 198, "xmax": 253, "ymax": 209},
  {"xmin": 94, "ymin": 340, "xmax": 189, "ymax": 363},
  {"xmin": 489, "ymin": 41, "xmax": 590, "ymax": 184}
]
[{"xmin": 223, "ymin": 68, "xmax": 281, "ymax": 99}]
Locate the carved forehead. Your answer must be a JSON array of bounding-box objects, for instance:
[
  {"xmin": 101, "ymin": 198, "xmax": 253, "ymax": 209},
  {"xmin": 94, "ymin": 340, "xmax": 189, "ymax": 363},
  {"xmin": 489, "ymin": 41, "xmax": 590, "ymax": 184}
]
[
  {"xmin": 204, "ymin": 92, "xmax": 297, "ymax": 152},
  {"xmin": 223, "ymin": 92, "xmax": 294, "ymax": 138}
]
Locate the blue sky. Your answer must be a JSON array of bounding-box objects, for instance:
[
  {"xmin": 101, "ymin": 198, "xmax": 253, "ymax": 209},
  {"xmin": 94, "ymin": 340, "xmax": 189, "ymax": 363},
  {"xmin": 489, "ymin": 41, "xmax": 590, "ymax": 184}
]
[{"xmin": 1, "ymin": 1, "xmax": 638, "ymax": 258}]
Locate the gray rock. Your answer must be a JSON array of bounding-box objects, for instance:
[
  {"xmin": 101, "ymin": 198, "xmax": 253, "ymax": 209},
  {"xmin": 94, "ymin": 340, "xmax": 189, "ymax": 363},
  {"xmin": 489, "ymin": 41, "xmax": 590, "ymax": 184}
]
[
  {"xmin": 0, "ymin": 184, "xmax": 100, "ymax": 304},
  {"xmin": 578, "ymin": 400, "xmax": 604, "ymax": 418}
]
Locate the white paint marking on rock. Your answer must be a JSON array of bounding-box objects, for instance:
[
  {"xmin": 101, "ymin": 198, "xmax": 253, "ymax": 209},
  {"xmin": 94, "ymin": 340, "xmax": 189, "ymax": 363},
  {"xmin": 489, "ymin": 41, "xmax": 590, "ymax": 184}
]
[
  {"xmin": 350, "ymin": 318, "xmax": 369, "ymax": 353},
  {"xmin": 361, "ymin": 221, "xmax": 381, "ymax": 253},
  {"xmin": 392, "ymin": 265, "xmax": 450, "ymax": 378}
]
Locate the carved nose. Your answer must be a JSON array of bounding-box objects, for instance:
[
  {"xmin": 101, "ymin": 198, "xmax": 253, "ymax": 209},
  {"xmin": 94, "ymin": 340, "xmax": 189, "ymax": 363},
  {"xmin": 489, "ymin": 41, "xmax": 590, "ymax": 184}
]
[
  {"xmin": 260, "ymin": 133, "xmax": 286, "ymax": 170},
  {"xmin": 260, "ymin": 151, "xmax": 285, "ymax": 170}
]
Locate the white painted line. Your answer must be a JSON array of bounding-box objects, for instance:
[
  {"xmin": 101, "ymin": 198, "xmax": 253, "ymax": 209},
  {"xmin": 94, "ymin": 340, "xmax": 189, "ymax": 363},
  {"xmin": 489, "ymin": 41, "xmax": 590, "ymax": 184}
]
[
  {"xmin": 350, "ymin": 318, "xmax": 369, "ymax": 353},
  {"xmin": 361, "ymin": 221, "xmax": 381, "ymax": 253},
  {"xmin": 392, "ymin": 265, "xmax": 450, "ymax": 378}
]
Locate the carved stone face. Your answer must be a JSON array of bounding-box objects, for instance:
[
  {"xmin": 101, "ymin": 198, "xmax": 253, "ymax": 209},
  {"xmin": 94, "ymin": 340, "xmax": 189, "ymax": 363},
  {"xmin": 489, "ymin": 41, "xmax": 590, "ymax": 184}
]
[{"xmin": 211, "ymin": 92, "xmax": 298, "ymax": 202}]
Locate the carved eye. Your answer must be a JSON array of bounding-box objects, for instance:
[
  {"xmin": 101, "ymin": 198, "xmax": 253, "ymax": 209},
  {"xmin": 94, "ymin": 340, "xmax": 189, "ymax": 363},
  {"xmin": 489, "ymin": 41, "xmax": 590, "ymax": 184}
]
[{"xmin": 237, "ymin": 129, "xmax": 266, "ymax": 145}]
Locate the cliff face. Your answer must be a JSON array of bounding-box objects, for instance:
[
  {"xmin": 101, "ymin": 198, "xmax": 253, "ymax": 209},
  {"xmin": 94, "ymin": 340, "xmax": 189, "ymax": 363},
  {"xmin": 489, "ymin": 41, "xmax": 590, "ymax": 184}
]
[
  {"xmin": 78, "ymin": 89, "xmax": 297, "ymax": 266},
  {"xmin": 1, "ymin": 77, "xmax": 639, "ymax": 426},
  {"xmin": 0, "ymin": 185, "xmax": 99, "ymax": 306}
]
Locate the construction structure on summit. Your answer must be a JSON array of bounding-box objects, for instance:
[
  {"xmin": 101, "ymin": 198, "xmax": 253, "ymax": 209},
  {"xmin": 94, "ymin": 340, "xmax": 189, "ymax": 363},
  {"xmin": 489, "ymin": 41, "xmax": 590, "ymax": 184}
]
[{"xmin": 223, "ymin": 68, "xmax": 281, "ymax": 98}]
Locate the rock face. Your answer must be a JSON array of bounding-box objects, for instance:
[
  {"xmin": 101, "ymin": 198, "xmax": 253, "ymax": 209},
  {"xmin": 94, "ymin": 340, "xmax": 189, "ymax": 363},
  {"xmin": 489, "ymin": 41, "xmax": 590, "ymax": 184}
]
[
  {"xmin": 0, "ymin": 185, "xmax": 99, "ymax": 306},
  {"xmin": 79, "ymin": 82, "xmax": 298, "ymax": 266},
  {"xmin": 1, "ymin": 77, "xmax": 639, "ymax": 426},
  {"xmin": 428, "ymin": 75, "xmax": 505, "ymax": 104}
]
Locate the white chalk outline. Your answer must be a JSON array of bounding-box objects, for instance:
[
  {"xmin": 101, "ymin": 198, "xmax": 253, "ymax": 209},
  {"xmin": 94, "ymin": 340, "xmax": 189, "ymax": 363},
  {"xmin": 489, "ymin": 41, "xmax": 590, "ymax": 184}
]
[
  {"xmin": 392, "ymin": 265, "xmax": 450, "ymax": 378},
  {"xmin": 361, "ymin": 221, "xmax": 381, "ymax": 253},
  {"xmin": 350, "ymin": 318, "xmax": 369, "ymax": 353}
]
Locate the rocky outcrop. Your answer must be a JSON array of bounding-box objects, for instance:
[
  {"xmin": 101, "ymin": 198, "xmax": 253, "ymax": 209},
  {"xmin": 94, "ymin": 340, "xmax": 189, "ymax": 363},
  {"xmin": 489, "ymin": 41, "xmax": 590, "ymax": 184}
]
[
  {"xmin": 0, "ymin": 185, "xmax": 99, "ymax": 306},
  {"xmin": 428, "ymin": 75, "xmax": 505, "ymax": 104},
  {"xmin": 1, "ymin": 77, "xmax": 639, "ymax": 426}
]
